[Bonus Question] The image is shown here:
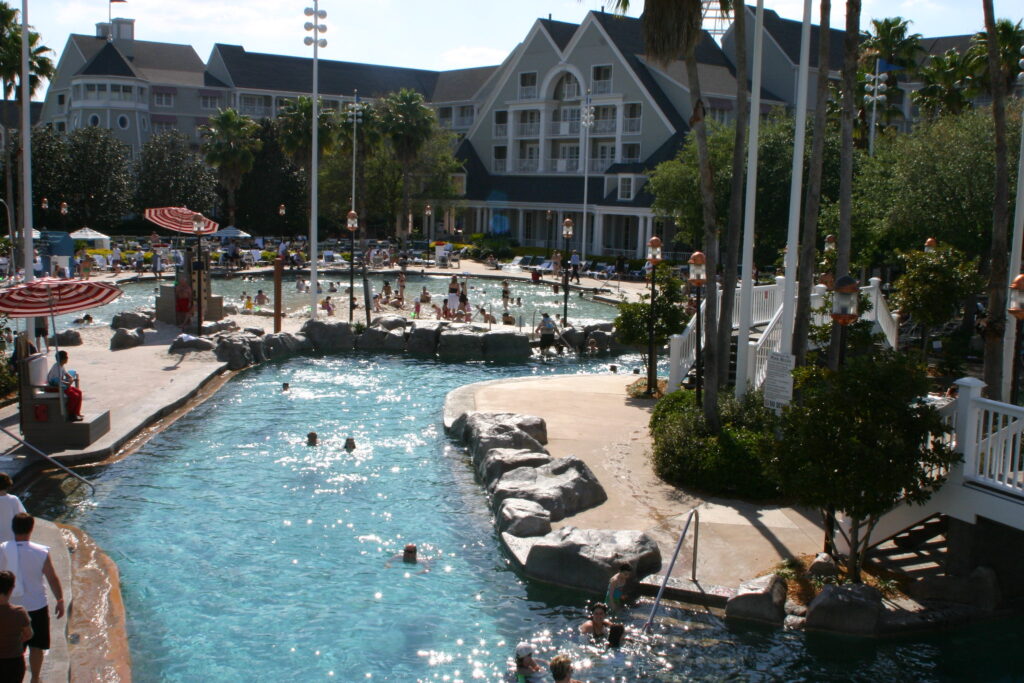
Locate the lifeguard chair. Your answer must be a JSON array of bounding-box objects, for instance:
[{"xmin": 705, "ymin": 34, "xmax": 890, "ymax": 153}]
[{"xmin": 18, "ymin": 353, "xmax": 109, "ymax": 451}]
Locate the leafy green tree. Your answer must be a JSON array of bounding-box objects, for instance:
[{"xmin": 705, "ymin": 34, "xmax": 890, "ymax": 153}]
[
  {"xmin": 135, "ymin": 130, "xmax": 216, "ymax": 215},
  {"xmin": 276, "ymin": 96, "xmax": 340, "ymax": 175},
  {"xmin": 28, "ymin": 126, "xmax": 69, "ymax": 229},
  {"xmin": 378, "ymin": 89, "xmax": 435, "ymax": 240},
  {"xmin": 969, "ymin": 18, "xmax": 1024, "ymax": 94},
  {"xmin": 62, "ymin": 127, "xmax": 133, "ymax": 231},
  {"xmin": 892, "ymin": 244, "xmax": 983, "ymax": 354},
  {"xmin": 613, "ymin": 263, "xmax": 687, "ymax": 357},
  {"xmin": 234, "ymin": 120, "xmax": 306, "ymax": 237},
  {"xmin": 768, "ymin": 351, "xmax": 960, "ymax": 582},
  {"xmin": 201, "ymin": 108, "xmax": 262, "ymax": 226},
  {"xmin": 913, "ymin": 49, "xmax": 979, "ymax": 119}
]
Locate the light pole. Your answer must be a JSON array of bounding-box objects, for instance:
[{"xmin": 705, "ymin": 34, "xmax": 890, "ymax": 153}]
[
  {"xmin": 59, "ymin": 202, "xmax": 69, "ymax": 232},
  {"xmin": 689, "ymin": 251, "xmax": 707, "ymax": 406},
  {"xmin": 831, "ymin": 274, "xmax": 860, "ymax": 367},
  {"xmin": 346, "ymin": 90, "xmax": 364, "ymax": 236},
  {"xmin": 304, "ymin": 1, "xmax": 327, "ymax": 320},
  {"xmin": 645, "ymin": 236, "xmax": 662, "ymax": 397},
  {"xmin": 1009, "ymin": 274, "xmax": 1024, "ymax": 404},
  {"xmin": 191, "ymin": 212, "xmax": 206, "ymax": 336},
  {"xmin": 278, "ymin": 203, "xmax": 286, "ymax": 231},
  {"xmin": 864, "ymin": 63, "xmax": 888, "ymax": 157},
  {"xmin": 546, "ymin": 209, "xmax": 553, "ymax": 255},
  {"xmin": 40, "ymin": 197, "xmax": 48, "ymax": 229},
  {"xmin": 424, "ymin": 204, "xmax": 432, "ymax": 242},
  {"xmin": 562, "ymin": 217, "xmax": 573, "ymax": 324},
  {"xmin": 580, "ymin": 92, "xmax": 594, "ymax": 261},
  {"xmin": 347, "ymin": 209, "xmax": 358, "ymax": 322}
]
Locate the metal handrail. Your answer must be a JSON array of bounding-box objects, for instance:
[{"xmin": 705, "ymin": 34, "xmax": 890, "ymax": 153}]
[
  {"xmin": 0, "ymin": 427, "xmax": 95, "ymax": 494},
  {"xmin": 643, "ymin": 506, "xmax": 699, "ymax": 632}
]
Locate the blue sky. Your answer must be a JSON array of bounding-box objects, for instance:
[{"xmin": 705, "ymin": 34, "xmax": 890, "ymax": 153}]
[{"xmin": 28, "ymin": 0, "xmax": 1023, "ymax": 75}]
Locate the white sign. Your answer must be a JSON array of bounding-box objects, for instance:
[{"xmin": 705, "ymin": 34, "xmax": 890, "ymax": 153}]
[{"xmin": 763, "ymin": 351, "xmax": 795, "ymax": 412}]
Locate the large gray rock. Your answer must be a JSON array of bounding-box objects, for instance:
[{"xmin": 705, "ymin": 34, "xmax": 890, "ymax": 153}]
[
  {"xmin": 169, "ymin": 336, "xmax": 215, "ymax": 352},
  {"xmin": 244, "ymin": 327, "xmax": 265, "ymax": 337},
  {"xmin": 355, "ymin": 326, "xmax": 389, "ymax": 351},
  {"xmin": 301, "ymin": 320, "xmax": 354, "ymax": 352},
  {"xmin": 223, "ymin": 304, "xmax": 239, "ymax": 314},
  {"xmin": 584, "ymin": 322, "xmax": 615, "ymax": 335},
  {"xmin": 805, "ymin": 584, "xmax": 883, "ymax": 635},
  {"xmin": 521, "ymin": 527, "xmax": 661, "ymax": 593},
  {"xmin": 453, "ymin": 411, "xmax": 548, "ymax": 445},
  {"xmin": 497, "ymin": 498, "xmax": 551, "ymax": 537},
  {"xmin": 478, "ymin": 448, "xmax": 553, "ymax": 488},
  {"xmin": 110, "ymin": 310, "xmax": 153, "ymax": 330},
  {"xmin": 560, "ymin": 326, "xmax": 584, "ymax": 350},
  {"xmin": 382, "ymin": 328, "xmax": 407, "ymax": 352},
  {"xmin": 214, "ymin": 332, "xmax": 264, "ymax": 370},
  {"xmin": 461, "ymin": 413, "xmax": 547, "ymax": 466},
  {"xmin": 52, "ymin": 330, "xmax": 82, "ymax": 346},
  {"xmin": 490, "ymin": 456, "xmax": 607, "ymax": 521},
  {"xmin": 406, "ymin": 324, "xmax": 441, "ymax": 355},
  {"xmin": 437, "ymin": 328, "xmax": 484, "ymax": 360},
  {"xmin": 201, "ymin": 320, "xmax": 237, "ymax": 335},
  {"xmin": 586, "ymin": 330, "xmax": 613, "ymax": 353},
  {"xmin": 807, "ymin": 553, "xmax": 838, "ymax": 579},
  {"xmin": 109, "ymin": 327, "xmax": 144, "ymax": 350},
  {"xmin": 482, "ymin": 330, "xmax": 531, "ymax": 361},
  {"xmin": 725, "ymin": 574, "xmax": 788, "ymax": 625},
  {"xmin": 372, "ymin": 314, "xmax": 409, "ymax": 331},
  {"xmin": 263, "ymin": 332, "xmax": 306, "ymax": 360}
]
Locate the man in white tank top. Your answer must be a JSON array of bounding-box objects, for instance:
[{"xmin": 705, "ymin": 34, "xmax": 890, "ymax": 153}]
[
  {"xmin": 0, "ymin": 514, "xmax": 64, "ymax": 683},
  {"xmin": 0, "ymin": 474, "xmax": 25, "ymax": 545}
]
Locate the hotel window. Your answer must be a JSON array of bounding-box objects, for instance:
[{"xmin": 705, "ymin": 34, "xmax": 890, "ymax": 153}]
[
  {"xmin": 456, "ymin": 105, "xmax": 474, "ymax": 127},
  {"xmin": 110, "ymin": 84, "xmax": 132, "ymax": 101},
  {"xmin": 624, "ymin": 102, "xmax": 642, "ymax": 133},
  {"xmin": 153, "ymin": 120, "xmax": 176, "ymax": 133},
  {"xmin": 57, "ymin": 94, "xmax": 65, "ymax": 106},
  {"xmin": 88, "ymin": 114, "xmax": 101, "ymax": 127},
  {"xmin": 117, "ymin": 115, "xmax": 130, "ymax": 130},
  {"xmin": 519, "ymin": 72, "xmax": 538, "ymax": 99},
  {"xmin": 592, "ymin": 65, "xmax": 612, "ymax": 94},
  {"xmin": 493, "ymin": 145, "xmax": 507, "ymax": 173},
  {"xmin": 622, "ymin": 143, "xmax": 640, "ymax": 163},
  {"xmin": 84, "ymin": 84, "xmax": 106, "ymax": 100},
  {"xmin": 618, "ymin": 176, "xmax": 634, "ymax": 201},
  {"xmin": 493, "ymin": 110, "xmax": 508, "ymax": 137},
  {"xmin": 154, "ymin": 92, "xmax": 174, "ymax": 107},
  {"xmin": 200, "ymin": 95, "xmax": 220, "ymax": 110}
]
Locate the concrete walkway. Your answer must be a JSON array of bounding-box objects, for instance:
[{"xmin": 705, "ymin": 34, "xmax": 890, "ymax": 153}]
[{"xmin": 448, "ymin": 373, "xmax": 823, "ymax": 592}]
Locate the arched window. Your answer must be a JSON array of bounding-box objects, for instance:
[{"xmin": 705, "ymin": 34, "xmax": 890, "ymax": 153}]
[{"xmin": 553, "ymin": 73, "xmax": 580, "ymax": 101}]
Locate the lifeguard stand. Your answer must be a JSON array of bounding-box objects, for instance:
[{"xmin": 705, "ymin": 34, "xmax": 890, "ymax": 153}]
[{"xmin": 18, "ymin": 353, "xmax": 110, "ymax": 451}]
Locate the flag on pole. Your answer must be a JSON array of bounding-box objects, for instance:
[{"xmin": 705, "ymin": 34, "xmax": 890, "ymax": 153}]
[{"xmin": 877, "ymin": 58, "xmax": 902, "ymax": 72}]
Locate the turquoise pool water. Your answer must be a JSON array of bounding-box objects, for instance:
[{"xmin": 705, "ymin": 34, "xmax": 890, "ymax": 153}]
[{"xmin": 31, "ymin": 356, "xmax": 1024, "ymax": 682}]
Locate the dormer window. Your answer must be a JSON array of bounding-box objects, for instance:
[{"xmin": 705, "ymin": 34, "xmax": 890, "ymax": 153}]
[
  {"xmin": 519, "ymin": 72, "xmax": 538, "ymax": 99},
  {"xmin": 618, "ymin": 176, "xmax": 634, "ymax": 201},
  {"xmin": 592, "ymin": 65, "xmax": 612, "ymax": 94}
]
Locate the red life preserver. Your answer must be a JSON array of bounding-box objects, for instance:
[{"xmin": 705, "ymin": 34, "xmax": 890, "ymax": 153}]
[{"xmin": 34, "ymin": 404, "xmax": 48, "ymax": 422}]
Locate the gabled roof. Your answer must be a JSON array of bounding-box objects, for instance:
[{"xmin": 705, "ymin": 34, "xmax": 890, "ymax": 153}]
[
  {"xmin": 78, "ymin": 41, "xmax": 136, "ymax": 78},
  {"xmin": 539, "ymin": 18, "xmax": 578, "ymax": 51},
  {"xmin": 592, "ymin": 11, "xmax": 733, "ymax": 69},
  {"xmin": 431, "ymin": 66, "xmax": 498, "ymax": 103},
  {"xmin": 606, "ymin": 131, "xmax": 685, "ymax": 175},
  {"xmin": 920, "ymin": 35, "xmax": 974, "ymax": 60},
  {"xmin": 755, "ymin": 6, "xmax": 847, "ymax": 72},
  {"xmin": 213, "ymin": 44, "xmax": 440, "ymax": 99}
]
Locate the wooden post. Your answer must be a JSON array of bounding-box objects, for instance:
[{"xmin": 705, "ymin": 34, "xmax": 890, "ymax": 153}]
[{"xmin": 273, "ymin": 257, "xmax": 283, "ymax": 333}]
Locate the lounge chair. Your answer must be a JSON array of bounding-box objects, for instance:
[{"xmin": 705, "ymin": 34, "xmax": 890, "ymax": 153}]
[{"xmin": 502, "ymin": 255, "xmax": 524, "ymax": 271}]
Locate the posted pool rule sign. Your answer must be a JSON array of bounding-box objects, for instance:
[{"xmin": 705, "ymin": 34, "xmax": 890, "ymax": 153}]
[{"xmin": 763, "ymin": 351, "xmax": 795, "ymax": 413}]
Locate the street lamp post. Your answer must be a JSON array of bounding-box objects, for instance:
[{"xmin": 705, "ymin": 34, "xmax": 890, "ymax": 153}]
[
  {"xmin": 864, "ymin": 63, "xmax": 888, "ymax": 158},
  {"xmin": 689, "ymin": 251, "xmax": 707, "ymax": 406},
  {"xmin": 304, "ymin": 2, "xmax": 327, "ymax": 320},
  {"xmin": 580, "ymin": 92, "xmax": 594, "ymax": 262},
  {"xmin": 347, "ymin": 210, "xmax": 358, "ymax": 322},
  {"xmin": 562, "ymin": 218, "xmax": 573, "ymax": 325},
  {"xmin": 645, "ymin": 236, "xmax": 663, "ymax": 397},
  {"xmin": 346, "ymin": 91, "xmax": 364, "ymax": 234},
  {"xmin": 59, "ymin": 202, "xmax": 69, "ymax": 231},
  {"xmin": 191, "ymin": 212, "xmax": 206, "ymax": 336},
  {"xmin": 831, "ymin": 274, "xmax": 860, "ymax": 367},
  {"xmin": 546, "ymin": 209, "xmax": 553, "ymax": 256},
  {"xmin": 425, "ymin": 204, "xmax": 432, "ymax": 242},
  {"xmin": 1008, "ymin": 274, "xmax": 1024, "ymax": 404}
]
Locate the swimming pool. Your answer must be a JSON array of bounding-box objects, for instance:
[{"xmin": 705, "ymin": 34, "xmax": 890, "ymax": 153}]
[{"xmin": 31, "ymin": 356, "xmax": 1024, "ymax": 681}]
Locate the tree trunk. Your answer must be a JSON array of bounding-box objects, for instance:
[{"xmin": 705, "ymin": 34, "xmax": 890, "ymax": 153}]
[
  {"xmin": 847, "ymin": 514, "xmax": 862, "ymax": 583},
  {"xmin": 827, "ymin": 0, "xmax": 861, "ymax": 371},
  {"xmin": 981, "ymin": 0, "xmax": 1010, "ymax": 399},
  {"xmin": 227, "ymin": 185, "xmax": 237, "ymax": 227},
  {"xmin": 793, "ymin": 0, "xmax": 831, "ymax": 368},
  {"xmin": 685, "ymin": 55, "xmax": 720, "ymax": 431},
  {"xmin": 716, "ymin": 3, "xmax": 748, "ymax": 388},
  {"xmin": 400, "ymin": 163, "xmax": 412, "ymax": 243}
]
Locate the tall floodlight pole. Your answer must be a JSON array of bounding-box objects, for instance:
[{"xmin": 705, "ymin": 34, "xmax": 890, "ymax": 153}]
[
  {"xmin": 304, "ymin": 2, "xmax": 327, "ymax": 319},
  {"xmin": 346, "ymin": 92, "xmax": 364, "ymax": 323},
  {"xmin": 580, "ymin": 91, "xmax": 594, "ymax": 262},
  {"xmin": 20, "ymin": 0, "xmax": 33, "ymax": 287},
  {"xmin": 735, "ymin": 0, "xmax": 765, "ymax": 398},
  {"xmin": 778, "ymin": 0, "xmax": 813, "ymax": 357},
  {"xmin": 1000, "ymin": 49, "xmax": 1024, "ymax": 398},
  {"xmin": 347, "ymin": 90, "xmax": 363, "ymax": 220},
  {"xmin": 864, "ymin": 60, "xmax": 888, "ymax": 158}
]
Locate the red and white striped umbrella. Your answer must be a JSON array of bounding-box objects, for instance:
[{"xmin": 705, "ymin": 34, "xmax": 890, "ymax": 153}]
[
  {"xmin": 0, "ymin": 277, "xmax": 123, "ymax": 318},
  {"xmin": 143, "ymin": 207, "xmax": 219, "ymax": 235}
]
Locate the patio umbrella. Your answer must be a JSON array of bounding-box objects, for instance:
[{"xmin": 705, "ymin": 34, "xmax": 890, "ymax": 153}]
[
  {"xmin": 0, "ymin": 277, "xmax": 123, "ymax": 417},
  {"xmin": 211, "ymin": 226, "xmax": 250, "ymax": 239},
  {"xmin": 143, "ymin": 207, "xmax": 218, "ymax": 235}
]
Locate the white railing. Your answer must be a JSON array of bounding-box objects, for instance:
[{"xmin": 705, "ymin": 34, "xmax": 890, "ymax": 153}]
[
  {"xmin": 516, "ymin": 158, "xmax": 539, "ymax": 173},
  {"xmin": 593, "ymin": 79, "xmax": 612, "ymax": 94},
  {"xmin": 969, "ymin": 398, "xmax": 1024, "ymax": 496},
  {"xmin": 752, "ymin": 305, "xmax": 785, "ymax": 388},
  {"xmin": 548, "ymin": 158, "xmax": 579, "ymax": 173},
  {"xmin": 455, "ymin": 116, "xmax": 474, "ymax": 127},
  {"xmin": 623, "ymin": 117, "xmax": 642, "ymax": 133},
  {"xmin": 556, "ymin": 120, "xmax": 580, "ymax": 136},
  {"xmin": 519, "ymin": 85, "xmax": 538, "ymax": 99},
  {"xmin": 594, "ymin": 119, "xmax": 616, "ymax": 134},
  {"xmin": 493, "ymin": 159, "xmax": 507, "ymax": 173},
  {"xmin": 494, "ymin": 123, "xmax": 507, "ymax": 137},
  {"xmin": 860, "ymin": 276, "xmax": 899, "ymax": 349},
  {"xmin": 516, "ymin": 122, "xmax": 540, "ymax": 136},
  {"xmin": 667, "ymin": 297, "xmax": 708, "ymax": 393}
]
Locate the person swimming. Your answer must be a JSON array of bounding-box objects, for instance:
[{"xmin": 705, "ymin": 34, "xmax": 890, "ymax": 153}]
[{"xmin": 579, "ymin": 602, "xmax": 611, "ymax": 640}]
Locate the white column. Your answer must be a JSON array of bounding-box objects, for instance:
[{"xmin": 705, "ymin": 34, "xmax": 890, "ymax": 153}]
[
  {"xmin": 1001, "ymin": 111, "xmax": 1024, "ymax": 398},
  {"xmin": 735, "ymin": 0, "xmax": 765, "ymax": 398},
  {"xmin": 20, "ymin": 0, "xmax": 33, "ymax": 283},
  {"xmin": 593, "ymin": 212, "xmax": 604, "ymax": 257},
  {"xmin": 778, "ymin": 0, "xmax": 812, "ymax": 356},
  {"xmin": 517, "ymin": 208, "xmax": 525, "ymax": 243}
]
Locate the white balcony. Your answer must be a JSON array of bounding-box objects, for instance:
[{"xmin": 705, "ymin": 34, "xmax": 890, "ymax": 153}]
[
  {"xmin": 519, "ymin": 85, "xmax": 538, "ymax": 100},
  {"xmin": 455, "ymin": 116, "xmax": 474, "ymax": 127},
  {"xmin": 594, "ymin": 119, "xmax": 616, "ymax": 134},
  {"xmin": 553, "ymin": 120, "xmax": 581, "ymax": 136},
  {"xmin": 549, "ymin": 158, "xmax": 580, "ymax": 173},
  {"xmin": 623, "ymin": 117, "xmax": 642, "ymax": 133},
  {"xmin": 589, "ymin": 158, "xmax": 612, "ymax": 172},
  {"xmin": 493, "ymin": 159, "xmax": 507, "ymax": 173},
  {"xmin": 493, "ymin": 123, "xmax": 507, "ymax": 137},
  {"xmin": 516, "ymin": 158, "xmax": 540, "ymax": 173},
  {"xmin": 561, "ymin": 84, "xmax": 580, "ymax": 99},
  {"xmin": 593, "ymin": 79, "xmax": 612, "ymax": 94},
  {"xmin": 239, "ymin": 105, "xmax": 273, "ymax": 119},
  {"xmin": 516, "ymin": 122, "xmax": 540, "ymax": 137}
]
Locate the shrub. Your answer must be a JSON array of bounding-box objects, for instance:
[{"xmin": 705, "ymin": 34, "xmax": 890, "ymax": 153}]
[{"xmin": 649, "ymin": 389, "xmax": 780, "ymax": 500}]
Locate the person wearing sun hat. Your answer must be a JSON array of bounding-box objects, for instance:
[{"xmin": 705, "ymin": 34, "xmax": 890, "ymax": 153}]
[{"xmin": 514, "ymin": 641, "xmax": 548, "ymax": 682}]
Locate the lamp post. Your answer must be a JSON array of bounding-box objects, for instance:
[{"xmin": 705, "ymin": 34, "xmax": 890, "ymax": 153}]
[
  {"xmin": 347, "ymin": 210, "xmax": 358, "ymax": 322},
  {"xmin": 191, "ymin": 212, "xmax": 206, "ymax": 336},
  {"xmin": 1009, "ymin": 274, "xmax": 1024, "ymax": 404},
  {"xmin": 304, "ymin": 1, "xmax": 327, "ymax": 319},
  {"xmin": 346, "ymin": 91, "xmax": 364, "ymax": 235},
  {"xmin": 278, "ymin": 203, "xmax": 286, "ymax": 233},
  {"xmin": 424, "ymin": 204, "xmax": 432, "ymax": 241},
  {"xmin": 688, "ymin": 251, "xmax": 707, "ymax": 405},
  {"xmin": 580, "ymin": 91, "xmax": 594, "ymax": 261},
  {"xmin": 59, "ymin": 201, "xmax": 69, "ymax": 231},
  {"xmin": 864, "ymin": 62, "xmax": 888, "ymax": 157},
  {"xmin": 40, "ymin": 197, "xmax": 48, "ymax": 228},
  {"xmin": 546, "ymin": 209, "xmax": 553, "ymax": 255},
  {"xmin": 831, "ymin": 274, "xmax": 860, "ymax": 367},
  {"xmin": 562, "ymin": 218, "xmax": 573, "ymax": 324},
  {"xmin": 645, "ymin": 236, "xmax": 663, "ymax": 397}
]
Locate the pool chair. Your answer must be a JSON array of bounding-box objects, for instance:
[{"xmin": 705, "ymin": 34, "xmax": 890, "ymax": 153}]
[{"xmin": 502, "ymin": 256, "xmax": 524, "ymax": 271}]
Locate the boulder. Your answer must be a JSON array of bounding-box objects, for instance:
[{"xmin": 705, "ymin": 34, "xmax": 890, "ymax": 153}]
[
  {"xmin": 437, "ymin": 328, "xmax": 484, "ymax": 360},
  {"xmin": 482, "ymin": 330, "xmax": 531, "ymax": 361},
  {"xmin": 355, "ymin": 327, "xmax": 389, "ymax": 351},
  {"xmin": 214, "ymin": 332, "xmax": 264, "ymax": 370},
  {"xmin": 496, "ymin": 499, "xmax": 551, "ymax": 537},
  {"xmin": 244, "ymin": 327, "xmax": 265, "ymax": 337},
  {"xmin": 110, "ymin": 310, "xmax": 153, "ymax": 330},
  {"xmin": 805, "ymin": 584, "xmax": 883, "ymax": 635},
  {"xmin": 201, "ymin": 320, "xmax": 237, "ymax": 335},
  {"xmin": 372, "ymin": 314, "xmax": 409, "ymax": 331},
  {"xmin": 521, "ymin": 527, "xmax": 661, "ymax": 593},
  {"xmin": 461, "ymin": 414, "xmax": 547, "ymax": 466},
  {"xmin": 910, "ymin": 566, "xmax": 1001, "ymax": 612},
  {"xmin": 52, "ymin": 330, "xmax": 82, "ymax": 346},
  {"xmin": 382, "ymin": 328, "xmax": 407, "ymax": 352},
  {"xmin": 560, "ymin": 327, "xmax": 584, "ymax": 350},
  {"xmin": 301, "ymin": 319, "xmax": 354, "ymax": 353},
  {"xmin": 454, "ymin": 411, "xmax": 548, "ymax": 446},
  {"xmin": 725, "ymin": 574, "xmax": 787, "ymax": 625},
  {"xmin": 807, "ymin": 553, "xmax": 838, "ymax": 580},
  {"xmin": 262, "ymin": 332, "xmax": 306, "ymax": 360},
  {"xmin": 478, "ymin": 448, "xmax": 553, "ymax": 488},
  {"xmin": 584, "ymin": 322, "xmax": 615, "ymax": 335},
  {"xmin": 169, "ymin": 336, "xmax": 215, "ymax": 352},
  {"xmin": 586, "ymin": 329, "xmax": 613, "ymax": 353},
  {"xmin": 489, "ymin": 456, "xmax": 607, "ymax": 521},
  {"xmin": 110, "ymin": 327, "xmax": 144, "ymax": 350},
  {"xmin": 223, "ymin": 304, "xmax": 239, "ymax": 315},
  {"xmin": 406, "ymin": 324, "xmax": 442, "ymax": 356}
]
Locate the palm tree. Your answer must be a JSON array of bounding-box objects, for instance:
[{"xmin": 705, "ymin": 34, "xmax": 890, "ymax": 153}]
[
  {"xmin": 860, "ymin": 17, "xmax": 924, "ymax": 75},
  {"xmin": 276, "ymin": 96, "xmax": 340, "ymax": 176},
  {"xmin": 379, "ymin": 89, "xmax": 435, "ymax": 241},
  {"xmin": 969, "ymin": 18, "xmax": 1024, "ymax": 95},
  {"xmin": 912, "ymin": 49, "xmax": 977, "ymax": 119},
  {"xmin": 609, "ymin": 0, "xmax": 721, "ymax": 428},
  {"xmin": 0, "ymin": 2, "xmax": 53, "ymax": 231},
  {"xmin": 980, "ymin": 1, "xmax": 1012, "ymax": 399},
  {"xmin": 200, "ymin": 108, "xmax": 262, "ymax": 227},
  {"xmin": 334, "ymin": 99, "xmax": 384, "ymax": 241}
]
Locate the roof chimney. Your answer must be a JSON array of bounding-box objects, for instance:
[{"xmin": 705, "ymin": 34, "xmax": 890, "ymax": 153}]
[
  {"xmin": 111, "ymin": 18, "xmax": 135, "ymax": 41},
  {"xmin": 548, "ymin": 13, "xmax": 552, "ymax": 20},
  {"xmin": 95, "ymin": 22, "xmax": 110, "ymax": 39}
]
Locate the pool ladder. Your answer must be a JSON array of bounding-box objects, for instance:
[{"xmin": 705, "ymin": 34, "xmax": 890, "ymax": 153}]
[
  {"xmin": 643, "ymin": 506, "xmax": 699, "ymax": 632},
  {"xmin": 0, "ymin": 427, "xmax": 96, "ymax": 494}
]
